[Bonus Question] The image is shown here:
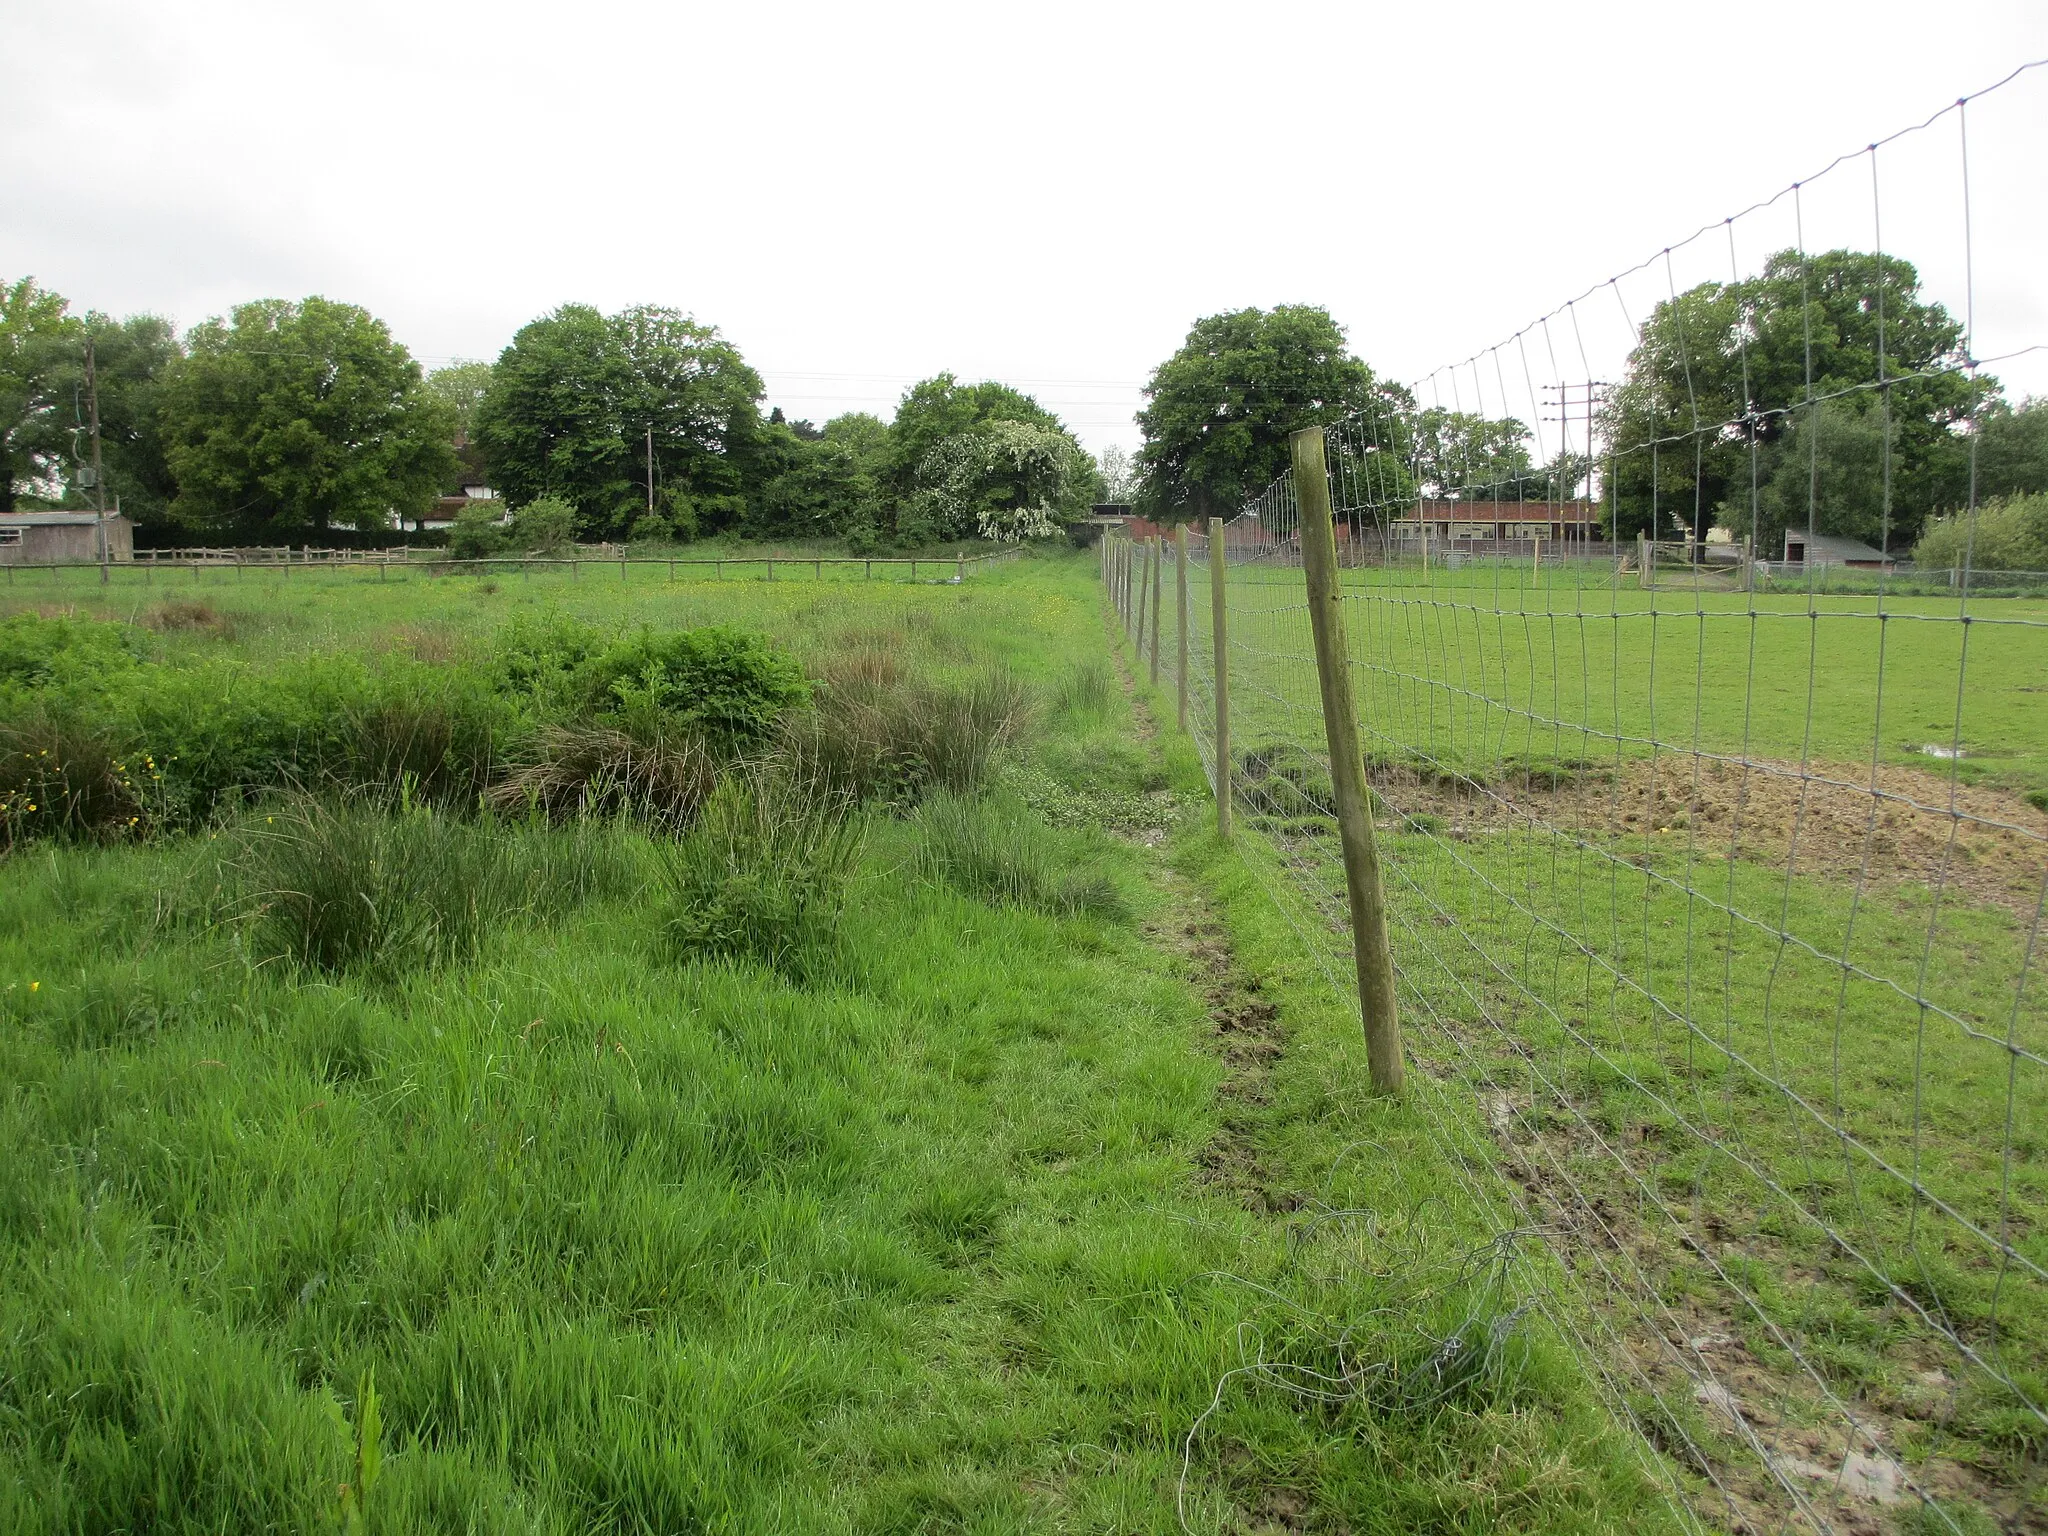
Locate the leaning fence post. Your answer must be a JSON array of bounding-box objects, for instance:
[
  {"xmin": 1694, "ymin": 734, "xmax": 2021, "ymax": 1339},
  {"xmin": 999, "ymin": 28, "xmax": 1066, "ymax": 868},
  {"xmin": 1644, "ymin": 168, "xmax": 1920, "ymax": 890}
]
[
  {"xmin": 1174, "ymin": 523, "xmax": 1190, "ymax": 731},
  {"xmin": 1208, "ymin": 517, "xmax": 1232, "ymax": 840},
  {"xmin": 1291, "ymin": 426, "xmax": 1405, "ymax": 1096},
  {"xmin": 1148, "ymin": 536, "xmax": 1163, "ymax": 687}
]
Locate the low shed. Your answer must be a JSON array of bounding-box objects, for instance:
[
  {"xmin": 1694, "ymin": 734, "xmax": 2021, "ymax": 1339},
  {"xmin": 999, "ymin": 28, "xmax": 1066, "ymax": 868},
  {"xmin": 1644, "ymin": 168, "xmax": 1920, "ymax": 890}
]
[
  {"xmin": 0, "ymin": 512, "xmax": 134, "ymax": 564},
  {"xmin": 1781, "ymin": 530, "xmax": 1894, "ymax": 570}
]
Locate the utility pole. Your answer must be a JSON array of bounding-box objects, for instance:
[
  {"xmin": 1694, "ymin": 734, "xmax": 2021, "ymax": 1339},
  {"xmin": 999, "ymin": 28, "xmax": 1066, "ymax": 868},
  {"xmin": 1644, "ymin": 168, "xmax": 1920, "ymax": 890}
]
[
  {"xmin": 645, "ymin": 425, "xmax": 655, "ymax": 517},
  {"xmin": 85, "ymin": 337, "xmax": 109, "ymax": 584},
  {"xmin": 1540, "ymin": 380, "xmax": 1607, "ymax": 549}
]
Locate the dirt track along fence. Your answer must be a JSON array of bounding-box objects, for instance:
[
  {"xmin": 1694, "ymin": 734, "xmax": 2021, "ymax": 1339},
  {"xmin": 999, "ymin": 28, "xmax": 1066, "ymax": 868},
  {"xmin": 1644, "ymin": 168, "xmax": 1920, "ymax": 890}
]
[{"xmin": 1109, "ymin": 63, "xmax": 2048, "ymax": 1536}]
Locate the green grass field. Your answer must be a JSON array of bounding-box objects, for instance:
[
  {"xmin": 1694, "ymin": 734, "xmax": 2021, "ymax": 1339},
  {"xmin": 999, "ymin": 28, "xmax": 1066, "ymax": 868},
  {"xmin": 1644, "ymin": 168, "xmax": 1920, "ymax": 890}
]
[
  {"xmin": 0, "ymin": 555, "xmax": 1683, "ymax": 1534},
  {"xmin": 1153, "ymin": 551, "xmax": 2048, "ymax": 1531}
]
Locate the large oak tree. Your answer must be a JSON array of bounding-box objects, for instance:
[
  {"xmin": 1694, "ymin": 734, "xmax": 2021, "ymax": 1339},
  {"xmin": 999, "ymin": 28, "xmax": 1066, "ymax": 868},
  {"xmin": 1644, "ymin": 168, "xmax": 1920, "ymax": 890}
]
[{"xmin": 156, "ymin": 297, "xmax": 452, "ymax": 537}]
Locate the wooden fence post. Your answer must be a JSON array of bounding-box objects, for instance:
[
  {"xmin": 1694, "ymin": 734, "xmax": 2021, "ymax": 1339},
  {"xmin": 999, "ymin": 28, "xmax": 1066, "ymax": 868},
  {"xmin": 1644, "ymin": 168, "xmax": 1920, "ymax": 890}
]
[
  {"xmin": 1208, "ymin": 517, "xmax": 1231, "ymax": 841},
  {"xmin": 1133, "ymin": 537, "xmax": 1149, "ymax": 652},
  {"xmin": 1291, "ymin": 427, "xmax": 1405, "ymax": 1096},
  {"xmin": 1174, "ymin": 523, "xmax": 1190, "ymax": 732},
  {"xmin": 1148, "ymin": 536, "xmax": 1163, "ymax": 687}
]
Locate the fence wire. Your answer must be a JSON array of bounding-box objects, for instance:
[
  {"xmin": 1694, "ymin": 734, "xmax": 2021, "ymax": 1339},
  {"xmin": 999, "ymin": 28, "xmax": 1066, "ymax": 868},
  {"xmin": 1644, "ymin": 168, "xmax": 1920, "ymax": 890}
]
[{"xmin": 1106, "ymin": 65, "xmax": 2047, "ymax": 1536}]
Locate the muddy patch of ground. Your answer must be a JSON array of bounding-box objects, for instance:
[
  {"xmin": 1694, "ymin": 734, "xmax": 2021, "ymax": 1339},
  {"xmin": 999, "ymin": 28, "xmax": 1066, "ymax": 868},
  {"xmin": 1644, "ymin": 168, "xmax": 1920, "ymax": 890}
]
[{"xmin": 1371, "ymin": 753, "xmax": 2047, "ymax": 920}]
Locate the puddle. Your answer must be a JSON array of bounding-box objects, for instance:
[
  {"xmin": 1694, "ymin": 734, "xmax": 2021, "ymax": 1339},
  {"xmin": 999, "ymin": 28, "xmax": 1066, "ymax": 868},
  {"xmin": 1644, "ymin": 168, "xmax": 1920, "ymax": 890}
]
[{"xmin": 1919, "ymin": 743, "xmax": 1966, "ymax": 759}]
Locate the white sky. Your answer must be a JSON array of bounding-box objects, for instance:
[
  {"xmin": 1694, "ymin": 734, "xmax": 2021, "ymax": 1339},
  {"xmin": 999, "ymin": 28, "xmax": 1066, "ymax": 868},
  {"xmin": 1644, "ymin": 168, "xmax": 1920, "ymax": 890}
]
[{"xmin": 4, "ymin": 0, "xmax": 2046, "ymax": 460}]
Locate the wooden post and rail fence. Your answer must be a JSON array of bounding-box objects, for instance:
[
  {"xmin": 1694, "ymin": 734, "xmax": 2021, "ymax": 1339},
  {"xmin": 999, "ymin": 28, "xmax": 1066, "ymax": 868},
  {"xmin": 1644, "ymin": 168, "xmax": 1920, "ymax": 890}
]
[{"xmin": 1, "ymin": 548, "xmax": 1025, "ymax": 586}]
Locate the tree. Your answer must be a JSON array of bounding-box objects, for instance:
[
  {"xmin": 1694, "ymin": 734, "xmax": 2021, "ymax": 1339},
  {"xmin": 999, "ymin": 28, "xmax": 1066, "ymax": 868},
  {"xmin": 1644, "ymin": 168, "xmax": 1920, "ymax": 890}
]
[
  {"xmin": 475, "ymin": 304, "xmax": 764, "ymax": 542},
  {"xmin": 425, "ymin": 360, "xmax": 496, "ymax": 493},
  {"xmin": 884, "ymin": 374, "xmax": 1064, "ymax": 498},
  {"xmin": 905, "ymin": 420, "xmax": 1091, "ymax": 544},
  {"xmin": 1967, "ymin": 397, "xmax": 2048, "ymax": 503},
  {"xmin": 1136, "ymin": 306, "xmax": 1408, "ymax": 520},
  {"xmin": 0, "ymin": 277, "xmax": 77, "ymax": 511},
  {"xmin": 1603, "ymin": 250, "xmax": 1984, "ymax": 547},
  {"xmin": 70, "ymin": 312, "xmax": 182, "ymax": 523},
  {"xmin": 155, "ymin": 297, "xmax": 453, "ymax": 537},
  {"xmin": 1096, "ymin": 444, "xmax": 1141, "ymax": 504},
  {"xmin": 1408, "ymin": 408, "xmax": 1538, "ymax": 500}
]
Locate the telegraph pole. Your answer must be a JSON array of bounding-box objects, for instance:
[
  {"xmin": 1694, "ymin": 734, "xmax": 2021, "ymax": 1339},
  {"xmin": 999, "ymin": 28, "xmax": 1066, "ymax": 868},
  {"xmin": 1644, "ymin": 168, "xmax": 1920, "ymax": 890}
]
[
  {"xmin": 646, "ymin": 425, "xmax": 655, "ymax": 517},
  {"xmin": 85, "ymin": 337, "xmax": 109, "ymax": 583},
  {"xmin": 1540, "ymin": 380, "xmax": 1607, "ymax": 548}
]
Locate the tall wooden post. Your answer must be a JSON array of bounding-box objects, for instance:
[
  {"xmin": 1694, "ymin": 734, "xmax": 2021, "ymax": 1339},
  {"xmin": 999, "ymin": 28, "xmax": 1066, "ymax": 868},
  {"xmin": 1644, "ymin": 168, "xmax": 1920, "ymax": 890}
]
[
  {"xmin": 1147, "ymin": 536, "xmax": 1162, "ymax": 687},
  {"xmin": 1208, "ymin": 516, "xmax": 1232, "ymax": 840},
  {"xmin": 1291, "ymin": 427, "xmax": 1405, "ymax": 1096},
  {"xmin": 1174, "ymin": 523, "xmax": 1190, "ymax": 732},
  {"xmin": 1134, "ymin": 536, "xmax": 1150, "ymax": 655}
]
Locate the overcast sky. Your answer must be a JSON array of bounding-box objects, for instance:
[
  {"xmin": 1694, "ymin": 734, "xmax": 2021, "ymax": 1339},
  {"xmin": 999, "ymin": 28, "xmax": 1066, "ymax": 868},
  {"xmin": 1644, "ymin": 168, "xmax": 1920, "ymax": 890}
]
[{"xmin": 4, "ymin": 0, "xmax": 2045, "ymax": 459}]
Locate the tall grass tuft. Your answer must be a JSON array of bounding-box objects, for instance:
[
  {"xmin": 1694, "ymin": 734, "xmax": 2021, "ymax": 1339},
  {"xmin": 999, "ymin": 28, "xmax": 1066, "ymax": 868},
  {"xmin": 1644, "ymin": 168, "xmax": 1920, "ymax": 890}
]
[
  {"xmin": 0, "ymin": 711, "xmax": 154, "ymax": 847},
  {"xmin": 487, "ymin": 723, "xmax": 720, "ymax": 833},
  {"xmin": 791, "ymin": 662, "xmax": 1032, "ymax": 807},
  {"xmin": 142, "ymin": 598, "xmax": 235, "ymax": 637},
  {"xmin": 1052, "ymin": 658, "xmax": 1113, "ymax": 719},
  {"xmin": 230, "ymin": 796, "xmax": 644, "ymax": 974},
  {"xmin": 913, "ymin": 790, "xmax": 1127, "ymax": 919},
  {"xmin": 656, "ymin": 757, "xmax": 864, "ymax": 974}
]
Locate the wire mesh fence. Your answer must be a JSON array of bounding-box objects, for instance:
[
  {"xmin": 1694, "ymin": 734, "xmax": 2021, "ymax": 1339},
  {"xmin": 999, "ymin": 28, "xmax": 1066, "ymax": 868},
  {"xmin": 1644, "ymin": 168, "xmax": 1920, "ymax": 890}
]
[{"xmin": 1105, "ymin": 62, "xmax": 2047, "ymax": 1536}]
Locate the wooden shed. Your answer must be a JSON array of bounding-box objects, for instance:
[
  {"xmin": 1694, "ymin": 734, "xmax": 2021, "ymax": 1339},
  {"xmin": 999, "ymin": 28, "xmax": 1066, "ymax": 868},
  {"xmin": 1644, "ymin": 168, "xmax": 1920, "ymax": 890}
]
[{"xmin": 0, "ymin": 512, "xmax": 134, "ymax": 564}]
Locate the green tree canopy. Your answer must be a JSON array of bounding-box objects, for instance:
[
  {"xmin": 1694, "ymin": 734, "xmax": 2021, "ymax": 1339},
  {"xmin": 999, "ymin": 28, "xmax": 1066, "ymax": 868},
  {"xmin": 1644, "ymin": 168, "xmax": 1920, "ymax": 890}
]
[
  {"xmin": 905, "ymin": 419, "xmax": 1092, "ymax": 544},
  {"xmin": 72, "ymin": 311, "xmax": 182, "ymax": 523},
  {"xmin": 154, "ymin": 296, "xmax": 453, "ymax": 538},
  {"xmin": 475, "ymin": 304, "xmax": 763, "ymax": 540},
  {"xmin": 1408, "ymin": 408, "xmax": 1541, "ymax": 500},
  {"xmin": 1, "ymin": 278, "xmax": 79, "ymax": 512},
  {"xmin": 1603, "ymin": 249, "xmax": 1984, "ymax": 547},
  {"xmin": 883, "ymin": 374, "xmax": 1064, "ymax": 497},
  {"xmin": 1969, "ymin": 397, "xmax": 2048, "ymax": 503},
  {"xmin": 425, "ymin": 360, "xmax": 496, "ymax": 494},
  {"xmin": 1136, "ymin": 305, "xmax": 1407, "ymax": 519}
]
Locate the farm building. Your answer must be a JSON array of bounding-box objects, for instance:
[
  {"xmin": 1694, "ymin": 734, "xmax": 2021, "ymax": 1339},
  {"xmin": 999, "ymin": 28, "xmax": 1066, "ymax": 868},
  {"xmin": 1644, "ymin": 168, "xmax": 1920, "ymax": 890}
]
[
  {"xmin": 1781, "ymin": 530, "xmax": 1894, "ymax": 570},
  {"xmin": 1392, "ymin": 501, "xmax": 1599, "ymax": 544},
  {"xmin": 0, "ymin": 512, "xmax": 133, "ymax": 564}
]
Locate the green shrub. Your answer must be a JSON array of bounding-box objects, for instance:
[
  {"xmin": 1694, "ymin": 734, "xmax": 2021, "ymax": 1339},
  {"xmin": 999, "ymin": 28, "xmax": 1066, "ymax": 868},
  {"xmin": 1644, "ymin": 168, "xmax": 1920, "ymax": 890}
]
[
  {"xmin": 1911, "ymin": 492, "xmax": 2048, "ymax": 572},
  {"xmin": 446, "ymin": 501, "xmax": 509, "ymax": 559},
  {"xmin": 0, "ymin": 613, "xmax": 139, "ymax": 694},
  {"xmin": 913, "ymin": 790, "xmax": 1126, "ymax": 919},
  {"xmin": 656, "ymin": 761, "xmax": 864, "ymax": 973},
  {"xmin": 489, "ymin": 611, "xmax": 609, "ymax": 709},
  {"xmin": 508, "ymin": 493, "xmax": 577, "ymax": 555},
  {"xmin": 580, "ymin": 626, "xmax": 809, "ymax": 747}
]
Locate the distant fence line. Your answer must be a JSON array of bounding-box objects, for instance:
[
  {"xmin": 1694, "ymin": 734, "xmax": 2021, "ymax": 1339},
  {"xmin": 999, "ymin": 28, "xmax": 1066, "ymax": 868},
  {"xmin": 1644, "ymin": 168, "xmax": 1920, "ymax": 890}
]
[{"xmin": 2, "ymin": 548, "xmax": 1025, "ymax": 587}]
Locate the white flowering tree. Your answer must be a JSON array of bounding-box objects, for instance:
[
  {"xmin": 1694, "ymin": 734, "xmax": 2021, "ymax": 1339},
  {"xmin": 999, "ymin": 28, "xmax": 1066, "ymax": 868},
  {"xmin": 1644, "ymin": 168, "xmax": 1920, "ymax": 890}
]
[{"xmin": 909, "ymin": 420, "xmax": 1091, "ymax": 543}]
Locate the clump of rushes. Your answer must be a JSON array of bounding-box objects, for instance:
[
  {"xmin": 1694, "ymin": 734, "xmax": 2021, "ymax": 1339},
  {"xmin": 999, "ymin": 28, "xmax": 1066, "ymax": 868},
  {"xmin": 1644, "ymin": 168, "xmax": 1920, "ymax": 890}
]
[
  {"xmin": 656, "ymin": 755, "xmax": 864, "ymax": 974},
  {"xmin": 0, "ymin": 712, "xmax": 159, "ymax": 848},
  {"xmin": 913, "ymin": 789, "xmax": 1127, "ymax": 919},
  {"xmin": 789, "ymin": 655, "xmax": 1032, "ymax": 807},
  {"xmin": 228, "ymin": 795, "xmax": 638, "ymax": 974},
  {"xmin": 487, "ymin": 723, "xmax": 720, "ymax": 832}
]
